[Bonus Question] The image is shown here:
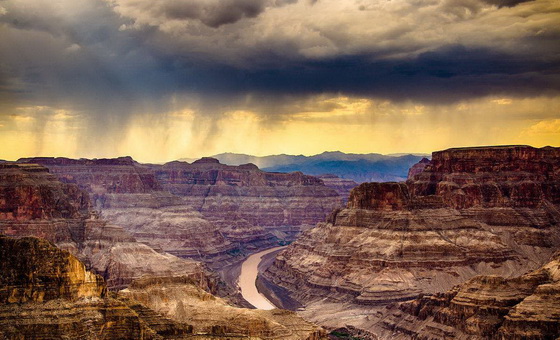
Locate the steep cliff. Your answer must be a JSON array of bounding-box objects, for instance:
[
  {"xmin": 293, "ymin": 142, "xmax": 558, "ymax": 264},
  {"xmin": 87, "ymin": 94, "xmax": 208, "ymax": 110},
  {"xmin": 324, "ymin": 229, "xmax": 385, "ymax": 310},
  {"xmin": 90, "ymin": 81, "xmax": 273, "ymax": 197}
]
[
  {"xmin": 0, "ymin": 236, "xmax": 164, "ymax": 340},
  {"xmin": 0, "ymin": 163, "xmax": 212, "ymax": 291},
  {"xmin": 377, "ymin": 252, "xmax": 560, "ymax": 339},
  {"xmin": 264, "ymin": 145, "xmax": 560, "ymax": 312}
]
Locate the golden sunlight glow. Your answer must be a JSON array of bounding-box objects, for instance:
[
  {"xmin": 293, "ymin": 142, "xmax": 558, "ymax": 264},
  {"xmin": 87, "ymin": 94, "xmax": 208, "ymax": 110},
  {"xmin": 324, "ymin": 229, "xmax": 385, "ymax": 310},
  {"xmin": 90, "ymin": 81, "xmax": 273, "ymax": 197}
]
[{"xmin": 1, "ymin": 96, "xmax": 559, "ymax": 162}]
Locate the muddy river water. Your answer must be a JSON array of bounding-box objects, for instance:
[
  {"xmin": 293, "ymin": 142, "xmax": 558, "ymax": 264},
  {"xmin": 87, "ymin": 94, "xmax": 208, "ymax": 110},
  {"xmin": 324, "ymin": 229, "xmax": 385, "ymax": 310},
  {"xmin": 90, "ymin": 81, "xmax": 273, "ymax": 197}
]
[{"xmin": 237, "ymin": 246, "xmax": 287, "ymax": 310}]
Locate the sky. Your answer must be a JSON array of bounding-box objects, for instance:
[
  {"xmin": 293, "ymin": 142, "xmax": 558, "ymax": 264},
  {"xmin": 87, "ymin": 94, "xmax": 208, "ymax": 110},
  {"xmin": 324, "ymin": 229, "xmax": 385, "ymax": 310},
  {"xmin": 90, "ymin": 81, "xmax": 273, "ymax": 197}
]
[{"xmin": 0, "ymin": 0, "xmax": 559, "ymax": 162}]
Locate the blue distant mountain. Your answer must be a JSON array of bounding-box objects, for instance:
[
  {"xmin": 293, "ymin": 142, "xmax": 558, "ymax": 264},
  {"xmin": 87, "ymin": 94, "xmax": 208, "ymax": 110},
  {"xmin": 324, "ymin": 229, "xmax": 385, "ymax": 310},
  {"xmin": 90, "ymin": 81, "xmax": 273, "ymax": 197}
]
[{"xmin": 182, "ymin": 151, "xmax": 429, "ymax": 183}]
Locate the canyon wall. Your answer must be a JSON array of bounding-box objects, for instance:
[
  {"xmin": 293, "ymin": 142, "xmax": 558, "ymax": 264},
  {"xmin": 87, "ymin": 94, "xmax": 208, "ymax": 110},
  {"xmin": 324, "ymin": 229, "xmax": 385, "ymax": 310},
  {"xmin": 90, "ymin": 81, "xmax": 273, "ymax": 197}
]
[
  {"xmin": 0, "ymin": 235, "xmax": 325, "ymax": 339},
  {"xmin": 0, "ymin": 235, "xmax": 164, "ymax": 339},
  {"xmin": 0, "ymin": 163, "xmax": 212, "ymax": 291},
  {"xmin": 264, "ymin": 146, "xmax": 560, "ymax": 308},
  {"xmin": 376, "ymin": 252, "xmax": 560, "ymax": 339},
  {"xmin": 20, "ymin": 156, "xmax": 342, "ymax": 268}
]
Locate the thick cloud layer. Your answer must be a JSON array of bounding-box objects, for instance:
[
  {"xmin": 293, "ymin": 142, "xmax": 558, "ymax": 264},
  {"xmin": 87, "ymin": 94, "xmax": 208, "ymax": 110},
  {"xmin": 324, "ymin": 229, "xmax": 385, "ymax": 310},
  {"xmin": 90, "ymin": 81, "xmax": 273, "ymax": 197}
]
[{"xmin": 0, "ymin": 0, "xmax": 558, "ymax": 160}]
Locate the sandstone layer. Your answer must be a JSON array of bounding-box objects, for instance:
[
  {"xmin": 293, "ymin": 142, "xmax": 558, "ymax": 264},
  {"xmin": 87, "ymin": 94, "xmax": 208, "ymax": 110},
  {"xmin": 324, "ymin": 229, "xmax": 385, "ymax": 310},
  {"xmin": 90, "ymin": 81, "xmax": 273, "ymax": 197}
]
[
  {"xmin": 0, "ymin": 163, "xmax": 211, "ymax": 291},
  {"xmin": 120, "ymin": 276, "xmax": 327, "ymax": 339},
  {"xmin": 376, "ymin": 252, "xmax": 560, "ymax": 339},
  {"xmin": 20, "ymin": 157, "xmax": 342, "ymax": 268},
  {"xmin": 264, "ymin": 145, "xmax": 560, "ymax": 308}
]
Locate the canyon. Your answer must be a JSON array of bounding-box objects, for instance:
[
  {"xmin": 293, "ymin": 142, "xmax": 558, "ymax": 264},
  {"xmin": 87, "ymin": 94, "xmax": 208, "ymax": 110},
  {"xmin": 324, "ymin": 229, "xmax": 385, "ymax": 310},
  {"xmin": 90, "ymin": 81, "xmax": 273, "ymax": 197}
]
[
  {"xmin": 263, "ymin": 145, "xmax": 560, "ymax": 338},
  {"xmin": 0, "ymin": 235, "xmax": 327, "ymax": 339},
  {"xmin": 19, "ymin": 156, "xmax": 342, "ymax": 269},
  {"xmin": 2, "ymin": 145, "xmax": 559, "ymax": 339},
  {"xmin": 0, "ymin": 162, "xmax": 328, "ymax": 339}
]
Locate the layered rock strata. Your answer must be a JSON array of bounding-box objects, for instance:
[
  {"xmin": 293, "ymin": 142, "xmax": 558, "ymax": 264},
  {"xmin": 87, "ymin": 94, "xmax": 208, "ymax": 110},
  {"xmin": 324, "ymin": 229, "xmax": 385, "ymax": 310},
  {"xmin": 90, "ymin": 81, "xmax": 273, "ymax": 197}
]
[
  {"xmin": 154, "ymin": 158, "xmax": 341, "ymax": 245},
  {"xmin": 264, "ymin": 146, "xmax": 560, "ymax": 307},
  {"xmin": 0, "ymin": 163, "xmax": 211, "ymax": 291},
  {"xmin": 120, "ymin": 276, "xmax": 327, "ymax": 339},
  {"xmin": 377, "ymin": 252, "xmax": 560, "ymax": 339},
  {"xmin": 19, "ymin": 157, "xmax": 342, "ymax": 268},
  {"xmin": 0, "ymin": 236, "xmax": 164, "ymax": 339}
]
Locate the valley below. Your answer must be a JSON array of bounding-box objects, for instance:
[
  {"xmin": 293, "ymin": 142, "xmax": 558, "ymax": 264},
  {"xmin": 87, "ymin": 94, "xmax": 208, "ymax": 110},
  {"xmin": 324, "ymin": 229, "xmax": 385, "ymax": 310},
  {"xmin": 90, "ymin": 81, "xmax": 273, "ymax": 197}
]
[{"xmin": 1, "ymin": 145, "xmax": 559, "ymax": 339}]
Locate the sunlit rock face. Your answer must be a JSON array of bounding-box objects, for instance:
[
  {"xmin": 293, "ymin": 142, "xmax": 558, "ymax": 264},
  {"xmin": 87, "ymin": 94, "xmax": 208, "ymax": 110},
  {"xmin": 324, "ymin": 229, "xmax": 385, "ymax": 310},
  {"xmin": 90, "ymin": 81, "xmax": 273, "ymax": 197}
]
[
  {"xmin": 0, "ymin": 163, "xmax": 211, "ymax": 291},
  {"xmin": 0, "ymin": 236, "xmax": 156, "ymax": 340},
  {"xmin": 18, "ymin": 156, "xmax": 342, "ymax": 268},
  {"xmin": 264, "ymin": 146, "xmax": 560, "ymax": 308},
  {"xmin": 119, "ymin": 276, "xmax": 328, "ymax": 340},
  {"xmin": 0, "ymin": 235, "xmax": 106, "ymax": 304}
]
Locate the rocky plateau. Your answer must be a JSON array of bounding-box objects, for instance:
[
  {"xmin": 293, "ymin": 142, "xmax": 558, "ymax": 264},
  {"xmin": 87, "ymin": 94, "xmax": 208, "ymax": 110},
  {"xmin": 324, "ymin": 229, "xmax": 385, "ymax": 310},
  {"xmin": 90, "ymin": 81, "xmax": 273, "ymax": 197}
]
[
  {"xmin": 18, "ymin": 156, "xmax": 343, "ymax": 269},
  {"xmin": 0, "ymin": 235, "xmax": 327, "ymax": 339},
  {"xmin": 263, "ymin": 145, "xmax": 560, "ymax": 337}
]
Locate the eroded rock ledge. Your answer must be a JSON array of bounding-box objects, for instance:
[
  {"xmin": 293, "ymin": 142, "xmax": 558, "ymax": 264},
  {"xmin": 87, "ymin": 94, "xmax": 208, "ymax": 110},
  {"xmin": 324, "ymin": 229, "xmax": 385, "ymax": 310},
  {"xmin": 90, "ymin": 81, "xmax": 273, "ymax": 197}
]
[
  {"xmin": 263, "ymin": 145, "xmax": 560, "ymax": 307},
  {"xmin": 378, "ymin": 252, "xmax": 560, "ymax": 339}
]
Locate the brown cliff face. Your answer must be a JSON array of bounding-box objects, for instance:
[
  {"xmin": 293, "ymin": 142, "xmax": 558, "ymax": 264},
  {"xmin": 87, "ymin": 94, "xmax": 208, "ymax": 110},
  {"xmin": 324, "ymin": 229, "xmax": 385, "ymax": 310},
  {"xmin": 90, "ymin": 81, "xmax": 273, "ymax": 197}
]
[
  {"xmin": 264, "ymin": 145, "xmax": 560, "ymax": 313},
  {"xmin": 347, "ymin": 182, "xmax": 410, "ymax": 210},
  {"xmin": 407, "ymin": 157, "xmax": 430, "ymax": 180},
  {"xmin": 19, "ymin": 157, "xmax": 342, "ymax": 268},
  {"xmin": 0, "ymin": 163, "xmax": 89, "ymax": 221},
  {"xmin": 0, "ymin": 235, "xmax": 106, "ymax": 303},
  {"xmin": 377, "ymin": 253, "xmax": 560, "ymax": 339},
  {"xmin": 19, "ymin": 156, "xmax": 159, "ymax": 197},
  {"xmin": 408, "ymin": 145, "xmax": 560, "ymax": 209},
  {"xmin": 0, "ymin": 236, "xmax": 163, "ymax": 340},
  {"xmin": 0, "ymin": 163, "xmax": 213, "ymax": 292}
]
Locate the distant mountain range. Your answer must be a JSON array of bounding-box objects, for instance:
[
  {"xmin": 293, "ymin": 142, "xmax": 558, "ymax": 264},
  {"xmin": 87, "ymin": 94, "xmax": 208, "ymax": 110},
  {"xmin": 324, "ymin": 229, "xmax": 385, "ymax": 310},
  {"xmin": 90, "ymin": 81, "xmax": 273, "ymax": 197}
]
[{"xmin": 180, "ymin": 151, "xmax": 429, "ymax": 183}]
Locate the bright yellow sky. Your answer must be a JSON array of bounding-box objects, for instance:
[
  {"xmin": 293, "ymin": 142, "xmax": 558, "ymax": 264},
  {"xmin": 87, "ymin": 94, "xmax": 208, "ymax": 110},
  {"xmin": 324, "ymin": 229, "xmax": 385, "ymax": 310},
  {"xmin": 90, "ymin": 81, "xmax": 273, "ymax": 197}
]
[{"xmin": 2, "ymin": 95, "xmax": 558, "ymax": 163}]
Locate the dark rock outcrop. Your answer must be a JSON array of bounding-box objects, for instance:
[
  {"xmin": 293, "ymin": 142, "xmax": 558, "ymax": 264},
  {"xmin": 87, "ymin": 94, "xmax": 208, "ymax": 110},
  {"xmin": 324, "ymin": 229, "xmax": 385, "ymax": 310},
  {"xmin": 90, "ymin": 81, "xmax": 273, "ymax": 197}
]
[{"xmin": 0, "ymin": 235, "xmax": 106, "ymax": 304}]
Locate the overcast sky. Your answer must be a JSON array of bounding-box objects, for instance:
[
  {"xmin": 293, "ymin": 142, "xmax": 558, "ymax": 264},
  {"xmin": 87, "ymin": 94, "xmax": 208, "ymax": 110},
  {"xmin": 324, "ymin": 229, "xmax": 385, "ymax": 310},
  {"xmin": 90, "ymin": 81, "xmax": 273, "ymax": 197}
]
[{"xmin": 0, "ymin": 0, "xmax": 558, "ymax": 162}]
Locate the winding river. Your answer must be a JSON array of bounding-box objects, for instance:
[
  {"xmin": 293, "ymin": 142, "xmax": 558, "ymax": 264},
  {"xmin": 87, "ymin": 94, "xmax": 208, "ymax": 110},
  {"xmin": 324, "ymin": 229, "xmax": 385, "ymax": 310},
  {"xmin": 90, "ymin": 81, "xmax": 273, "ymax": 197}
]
[{"xmin": 238, "ymin": 246, "xmax": 287, "ymax": 310}]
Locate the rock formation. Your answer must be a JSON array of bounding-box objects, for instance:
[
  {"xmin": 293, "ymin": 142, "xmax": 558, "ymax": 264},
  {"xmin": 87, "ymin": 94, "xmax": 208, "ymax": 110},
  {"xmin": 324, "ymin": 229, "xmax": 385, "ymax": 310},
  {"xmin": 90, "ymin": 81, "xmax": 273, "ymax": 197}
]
[
  {"xmin": 376, "ymin": 252, "xmax": 560, "ymax": 339},
  {"xmin": 20, "ymin": 156, "xmax": 342, "ymax": 268},
  {"xmin": 0, "ymin": 163, "xmax": 211, "ymax": 291},
  {"xmin": 153, "ymin": 158, "xmax": 342, "ymax": 250},
  {"xmin": 119, "ymin": 276, "xmax": 327, "ymax": 339},
  {"xmin": 0, "ymin": 235, "xmax": 168, "ymax": 339},
  {"xmin": 263, "ymin": 145, "xmax": 560, "ymax": 319},
  {"xmin": 406, "ymin": 157, "xmax": 430, "ymax": 180}
]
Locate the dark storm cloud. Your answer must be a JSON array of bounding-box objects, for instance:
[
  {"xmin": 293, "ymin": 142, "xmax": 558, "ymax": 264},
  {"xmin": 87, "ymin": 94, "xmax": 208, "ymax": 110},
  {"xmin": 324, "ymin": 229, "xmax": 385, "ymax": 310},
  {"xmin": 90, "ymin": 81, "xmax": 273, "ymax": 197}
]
[
  {"xmin": 480, "ymin": 0, "xmax": 534, "ymax": 8},
  {"xmin": 168, "ymin": 44, "xmax": 560, "ymax": 106},
  {"xmin": 113, "ymin": 0, "xmax": 297, "ymax": 29},
  {"xmin": 0, "ymin": 0, "xmax": 559, "ymax": 121},
  {"xmin": 160, "ymin": 0, "xmax": 268, "ymax": 28}
]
